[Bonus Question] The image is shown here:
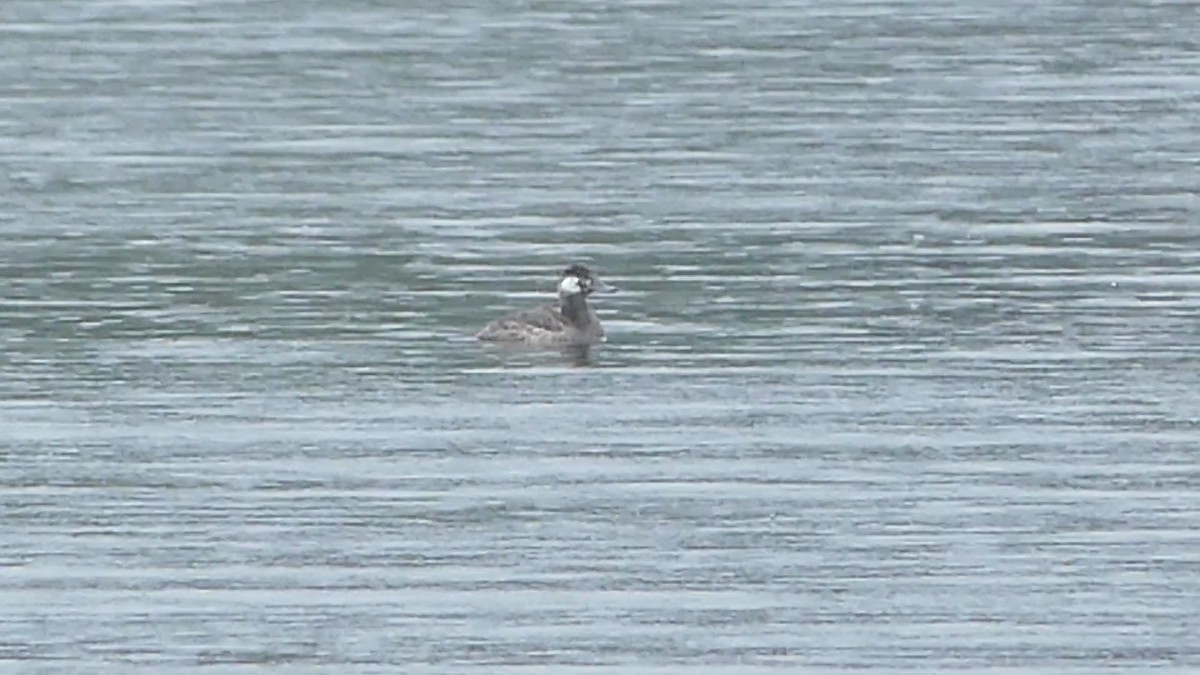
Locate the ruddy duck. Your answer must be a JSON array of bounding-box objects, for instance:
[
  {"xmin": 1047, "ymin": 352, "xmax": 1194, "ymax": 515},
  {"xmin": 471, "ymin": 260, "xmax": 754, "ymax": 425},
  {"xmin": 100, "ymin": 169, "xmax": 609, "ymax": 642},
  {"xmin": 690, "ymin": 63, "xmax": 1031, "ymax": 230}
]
[{"xmin": 476, "ymin": 264, "xmax": 615, "ymax": 347}]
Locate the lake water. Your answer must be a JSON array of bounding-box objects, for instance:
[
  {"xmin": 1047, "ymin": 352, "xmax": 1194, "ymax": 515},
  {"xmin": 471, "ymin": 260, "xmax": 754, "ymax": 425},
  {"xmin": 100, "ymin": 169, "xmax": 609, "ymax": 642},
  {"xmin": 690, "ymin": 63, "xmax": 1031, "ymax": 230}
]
[{"xmin": 2, "ymin": 0, "xmax": 1199, "ymax": 672}]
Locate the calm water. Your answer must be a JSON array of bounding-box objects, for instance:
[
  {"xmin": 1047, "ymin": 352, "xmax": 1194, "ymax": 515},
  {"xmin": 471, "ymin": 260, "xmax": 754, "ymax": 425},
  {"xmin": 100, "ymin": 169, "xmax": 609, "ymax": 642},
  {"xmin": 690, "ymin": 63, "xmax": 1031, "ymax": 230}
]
[{"xmin": 3, "ymin": 0, "xmax": 1199, "ymax": 672}]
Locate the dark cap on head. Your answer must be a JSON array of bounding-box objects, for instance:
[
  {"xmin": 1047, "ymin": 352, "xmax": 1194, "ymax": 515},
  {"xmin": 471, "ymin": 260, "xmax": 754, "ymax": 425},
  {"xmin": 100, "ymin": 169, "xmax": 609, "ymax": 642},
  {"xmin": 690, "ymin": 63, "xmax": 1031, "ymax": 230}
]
[{"xmin": 561, "ymin": 263, "xmax": 593, "ymax": 279}]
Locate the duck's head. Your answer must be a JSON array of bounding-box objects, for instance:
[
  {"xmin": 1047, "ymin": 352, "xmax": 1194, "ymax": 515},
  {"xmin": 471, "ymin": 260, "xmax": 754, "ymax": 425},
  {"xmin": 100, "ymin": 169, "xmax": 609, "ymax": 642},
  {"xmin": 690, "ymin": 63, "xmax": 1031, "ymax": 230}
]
[{"xmin": 558, "ymin": 263, "xmax": 616, "ymax": 298}]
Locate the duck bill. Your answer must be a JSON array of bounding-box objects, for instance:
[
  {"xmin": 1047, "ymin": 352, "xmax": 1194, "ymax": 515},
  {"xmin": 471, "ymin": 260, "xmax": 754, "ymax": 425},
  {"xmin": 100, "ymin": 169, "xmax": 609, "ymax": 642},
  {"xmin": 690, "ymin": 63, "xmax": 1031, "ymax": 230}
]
[{"xmin": 592, "ymin": 278, "xmax": 618, "ymax": 293}]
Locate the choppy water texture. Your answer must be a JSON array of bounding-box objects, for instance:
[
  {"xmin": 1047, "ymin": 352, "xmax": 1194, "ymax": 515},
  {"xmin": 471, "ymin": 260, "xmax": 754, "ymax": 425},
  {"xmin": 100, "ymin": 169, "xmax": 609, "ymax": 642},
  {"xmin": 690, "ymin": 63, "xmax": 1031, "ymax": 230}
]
[{"xmin": 3, "ymin": 0, "xmax": 1199, "ymax": 672}]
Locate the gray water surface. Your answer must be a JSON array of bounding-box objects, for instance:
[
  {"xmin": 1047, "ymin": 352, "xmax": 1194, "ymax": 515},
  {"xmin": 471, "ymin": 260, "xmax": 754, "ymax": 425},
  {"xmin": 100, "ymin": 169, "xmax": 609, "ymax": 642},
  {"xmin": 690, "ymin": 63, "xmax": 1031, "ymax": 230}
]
[{"xmin": 3, "ymin": 0, "xmax": 1199, "ymax": 672}]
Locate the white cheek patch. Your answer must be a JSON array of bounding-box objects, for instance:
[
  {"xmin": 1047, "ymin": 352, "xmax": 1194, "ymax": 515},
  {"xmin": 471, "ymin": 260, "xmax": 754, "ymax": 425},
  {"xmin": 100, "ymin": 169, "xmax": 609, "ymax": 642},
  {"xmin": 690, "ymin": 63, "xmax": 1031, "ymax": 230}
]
[{"xmin": 558, "ymin": 276, "xmax": 582, "ymax": 295}]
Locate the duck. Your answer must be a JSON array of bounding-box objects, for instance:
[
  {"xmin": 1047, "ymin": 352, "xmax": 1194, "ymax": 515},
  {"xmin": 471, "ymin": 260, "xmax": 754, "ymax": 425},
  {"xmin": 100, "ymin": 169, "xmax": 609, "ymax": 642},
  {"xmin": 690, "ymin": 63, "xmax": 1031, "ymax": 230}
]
[{"xmin": 476, "ymin": 263, "xmax": 615, "ymax": 348}]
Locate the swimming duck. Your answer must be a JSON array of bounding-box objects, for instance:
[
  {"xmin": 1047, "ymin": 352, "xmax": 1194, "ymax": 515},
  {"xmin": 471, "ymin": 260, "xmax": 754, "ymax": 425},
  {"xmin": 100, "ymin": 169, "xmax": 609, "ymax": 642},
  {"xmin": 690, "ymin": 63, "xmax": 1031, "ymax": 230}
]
[{"xmin": 476, "ymin": 264, "xmax": 615, "ymax": 347}]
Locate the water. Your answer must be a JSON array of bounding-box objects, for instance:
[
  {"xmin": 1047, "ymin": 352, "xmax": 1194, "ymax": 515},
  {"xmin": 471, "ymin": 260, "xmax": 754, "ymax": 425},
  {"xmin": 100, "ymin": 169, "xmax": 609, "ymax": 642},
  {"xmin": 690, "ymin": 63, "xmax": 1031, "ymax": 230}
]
[{"xmin": 3, "ymin": 0, "xmax": 1199, "ymax": 672}]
